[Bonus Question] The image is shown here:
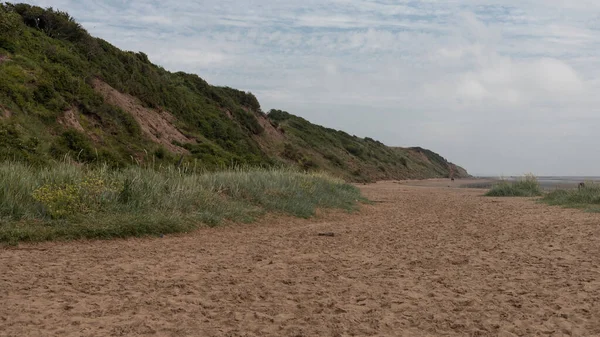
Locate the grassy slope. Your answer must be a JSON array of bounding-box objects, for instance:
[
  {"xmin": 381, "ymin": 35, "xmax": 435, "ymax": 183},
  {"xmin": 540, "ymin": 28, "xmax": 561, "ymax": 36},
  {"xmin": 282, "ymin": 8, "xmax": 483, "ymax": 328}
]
[
  {"xmin": 0, "ymin": 3, "xmax": 469, "ymax": 181},
  {"xmin": 0, "ymin": 3, "xmax": 269, "ymax": 169},
  {"xmin": 268, "ymin": 110, "xmax": 469, "ymax": 182}
]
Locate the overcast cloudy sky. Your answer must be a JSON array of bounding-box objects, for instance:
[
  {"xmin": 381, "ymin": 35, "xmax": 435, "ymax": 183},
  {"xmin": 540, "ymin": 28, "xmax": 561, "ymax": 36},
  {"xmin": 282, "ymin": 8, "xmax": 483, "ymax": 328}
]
[{"xmin": 28, "ymin": 0, "xmax": 600, "ymax": 176}]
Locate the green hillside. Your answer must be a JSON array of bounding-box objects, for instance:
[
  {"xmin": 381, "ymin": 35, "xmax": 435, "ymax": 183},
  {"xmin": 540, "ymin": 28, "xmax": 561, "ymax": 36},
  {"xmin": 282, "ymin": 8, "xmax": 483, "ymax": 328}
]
[
  {"xmin": 267, "ymin": 110, "xmax": 468, "ymax": 181},
  {"xmin": 0, "ymin": 3, "xmax": 468, "ymax": 182}
]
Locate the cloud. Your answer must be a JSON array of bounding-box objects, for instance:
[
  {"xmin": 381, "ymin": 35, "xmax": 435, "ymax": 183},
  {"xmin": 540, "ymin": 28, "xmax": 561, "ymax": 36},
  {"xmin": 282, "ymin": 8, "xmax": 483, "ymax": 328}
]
[
  {"xmin": 25, "ymin": 0, "xmax": 600, "ymax": 175},
  {"xmin": 425, "ymin": 53, "xmax": 586, "ymax": 111},
  {"xmin": 138, "ymin": 15, "xmax": 173, "ymax": 26},
  {"xmin": 156, "ymin": 50, "xmax": 232, "ymax": 68}
]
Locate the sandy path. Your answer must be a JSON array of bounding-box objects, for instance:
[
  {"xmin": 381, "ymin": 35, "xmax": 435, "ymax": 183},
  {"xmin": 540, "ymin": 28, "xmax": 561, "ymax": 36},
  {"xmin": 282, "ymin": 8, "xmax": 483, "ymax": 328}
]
[{"xmin": 2, "ymin": 182, "xmax": 600, "ymax": 336}]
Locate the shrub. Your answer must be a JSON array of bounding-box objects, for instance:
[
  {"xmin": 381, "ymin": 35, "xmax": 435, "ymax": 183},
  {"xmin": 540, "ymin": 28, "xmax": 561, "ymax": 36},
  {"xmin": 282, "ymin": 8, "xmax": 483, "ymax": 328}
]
[
  {"xmin": 10, "ymin": 4, "xmax": 87, "ymax": 42},
  {"xmin": 485, "ymin": 174, "xmax": 542, "ymax": 197},
  {"xmin": 324, "ymin": 152, "xmax": 345, "ymax": 168},
  {"xmin": 154, "ymin": 147, "xmax": 167, "ymax": 159},
  {"xmin": 33, "ymin": 81, "xmax": 57, "ymax": 104},
  {"xmin": 267, "ymin": 109, "xmax": 291, "ymax": 122},
  {"xmin": 232, "ymin": 108, "xmax": 263, "ymax": 135},
  {"xmin": 51, "ymin": 130, "xmax": 95, "ymax": 162},
  {"xmin": 344, "ymin": 143, "xmax": 363, "ymax": 157},
  {"xmin": 32, "ymin": 175, "xmax": 121, "ymax": 218},
  {"xmin": 282, "ymin": 143, "xmax": 302, "ymax": 161},
  {"xmin": 0, "ymin": 5, "xmax": 23, "ymax": 45},
  {"xmin": 0, "ymin": 122, "xmax": 44, "ymax": 164},
  {"xmin": 542, "ymin": 183, "xmax": 600, "ymax": 209},
  {"xmin": 299, "ymin": 156, "xmax": 318, "ymax": 171}
]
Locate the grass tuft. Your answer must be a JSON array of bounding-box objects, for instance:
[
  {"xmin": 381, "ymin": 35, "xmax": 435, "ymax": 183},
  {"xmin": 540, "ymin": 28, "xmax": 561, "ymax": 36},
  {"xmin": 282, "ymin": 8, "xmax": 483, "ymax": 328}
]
[
  {"xmin": 542, "ymin": 183, "xmax": 600, "ymax": 211},
  {"xmin": 0, "ymin": 162, "xmax": 365, "ymax": 244},
  {"xmin": 485, "ymin": 174, "xmax": 542, "ymax": 197}
]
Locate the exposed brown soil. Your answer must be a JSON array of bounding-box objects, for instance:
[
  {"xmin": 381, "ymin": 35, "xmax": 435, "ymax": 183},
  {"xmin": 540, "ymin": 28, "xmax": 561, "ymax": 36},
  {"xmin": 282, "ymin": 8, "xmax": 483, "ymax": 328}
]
[
  {"xmin": 220, "ymin": 108, "xmax": 234, "ymax": 120},
  {"xmin": 256, "ymin": 113, "xmax": 285, "ymax": 143},
  {"xmin": 92, "ymin": 79, "xmax": 193, "ymax": 154},
  {"xmin": 57, "ymin": 108, "xmax": 85, "ymax": 133},
  {"xmin": 2, "ymin": 181, "xmax": 600, "ymax": 336},
  {"xmin": 0, "ymin": 104, "xmax": 11, "ymax": 119},
  {"xmin": 410, "ymin": 149, "xmax": 433, "ymax": 165},
  {"xmin": 253, "ymin": 112, "xmax": 287, "ymax": 156}
]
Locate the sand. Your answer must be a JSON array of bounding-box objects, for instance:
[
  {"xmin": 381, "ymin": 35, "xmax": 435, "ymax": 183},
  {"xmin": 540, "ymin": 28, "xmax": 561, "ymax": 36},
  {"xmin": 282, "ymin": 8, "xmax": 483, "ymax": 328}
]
[{"xmin": 2, "ymin": 181, "xmax": 600, "ymax": 336}]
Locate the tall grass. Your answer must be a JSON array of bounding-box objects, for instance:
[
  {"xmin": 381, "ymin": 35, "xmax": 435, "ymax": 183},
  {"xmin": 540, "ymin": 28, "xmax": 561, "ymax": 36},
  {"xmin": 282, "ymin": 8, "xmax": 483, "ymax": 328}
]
[
  {"xmin": 542, "ymin": 183, "xmax": 600, "ymax": 211},
  {"xmin": 485, "ymin": 174, "xmax": 542, "ymax": 197},
  {"xmin": 0, "ymin": 162, "xmax": 364, "ymax": 244}
]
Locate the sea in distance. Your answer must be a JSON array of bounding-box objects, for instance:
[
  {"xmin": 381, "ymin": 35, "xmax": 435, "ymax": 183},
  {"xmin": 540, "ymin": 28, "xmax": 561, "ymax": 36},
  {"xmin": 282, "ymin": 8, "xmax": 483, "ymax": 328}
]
[{"xmin": 464, "ymin": 176, "xmax": 600, "ymax": 190}]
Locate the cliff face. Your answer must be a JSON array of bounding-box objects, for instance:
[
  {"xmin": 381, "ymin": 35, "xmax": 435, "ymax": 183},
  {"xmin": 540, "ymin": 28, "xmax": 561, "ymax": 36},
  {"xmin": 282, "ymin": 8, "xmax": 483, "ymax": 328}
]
[{"xmin": 0, "ymin": 3, "xmax": 468, "ymax": 181}]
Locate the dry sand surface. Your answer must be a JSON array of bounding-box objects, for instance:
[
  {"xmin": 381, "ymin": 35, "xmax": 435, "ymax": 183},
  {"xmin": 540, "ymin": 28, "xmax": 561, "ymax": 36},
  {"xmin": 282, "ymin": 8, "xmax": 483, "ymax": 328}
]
[
  {"xmin": 2, "ymin": 181, "xmax": 600, "ymax": 336},
  {"xmin": 395, "ymin": 178, "xmax": 496, "ymax": 188}
]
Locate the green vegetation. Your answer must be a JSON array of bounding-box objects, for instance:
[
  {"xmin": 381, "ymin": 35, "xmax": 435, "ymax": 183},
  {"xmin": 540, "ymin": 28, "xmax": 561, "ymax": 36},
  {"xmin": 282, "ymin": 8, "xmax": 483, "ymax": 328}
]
[
  {"xmin": 0, "ymin": 3, "xmax": 468, "ymax": 182},
  {"xmin": 485, "ymin": 175, "xmax": 542, "ymax": 197},
  {"xmin": 484, "ymin": 176, "xmax": 600, "ymax": 213},
  {"xmin": 0, "ymin": 3, "xmax": 473, "ymax": 245},
  {"xmin": 0, "ymin": 161, "xmax": 364, "ymax": 244},
  {"xmin": 267, "ymin": 110, "xmax": 468, "ymax": 182},
  {"xmin": 542, "ymin": 184, "xmax": 600, "ymax": 211},
  {"xmin": 0, "ymin": 3, "xmax": 268, "ymax": 168}
]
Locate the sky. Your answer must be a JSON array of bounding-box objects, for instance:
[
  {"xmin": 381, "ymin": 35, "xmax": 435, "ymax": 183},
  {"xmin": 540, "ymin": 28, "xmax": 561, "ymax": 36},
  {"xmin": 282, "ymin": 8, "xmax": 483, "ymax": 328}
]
[{"xmin": 27, "ymin": 0, "xmax": 600, "ymax": 176}]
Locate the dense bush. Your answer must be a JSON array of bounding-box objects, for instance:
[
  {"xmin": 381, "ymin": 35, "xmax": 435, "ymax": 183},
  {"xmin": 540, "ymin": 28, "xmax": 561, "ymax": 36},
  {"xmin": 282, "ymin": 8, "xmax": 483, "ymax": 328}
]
[
  {"xmin": 345, "ymin": 143, "xmax": 364, "ymax": 157},
  {"xmin": 233, "ymin": 108, "xmax": 264, "ymax": 135},
  {"xmin": 0, "ymin": 122, "xmax": 43, "ymax": 164},
  {"xmin": 324, "ymin": 152, "xmax": 345, "ymax": 168},
  {"xmin": 282, "ymin": 143, "xmax": 302, "ymax": 161},
  {"xmin": 10, "ymin": 4, "xmax": 86, "ymax": 42}
]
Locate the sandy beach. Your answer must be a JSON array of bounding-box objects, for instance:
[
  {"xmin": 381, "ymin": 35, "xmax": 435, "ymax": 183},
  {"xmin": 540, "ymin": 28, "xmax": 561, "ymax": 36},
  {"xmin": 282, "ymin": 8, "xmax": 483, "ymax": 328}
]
[{"xmin": 2, "ymin": 181, "xmax": 600, "ymax": 336}]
